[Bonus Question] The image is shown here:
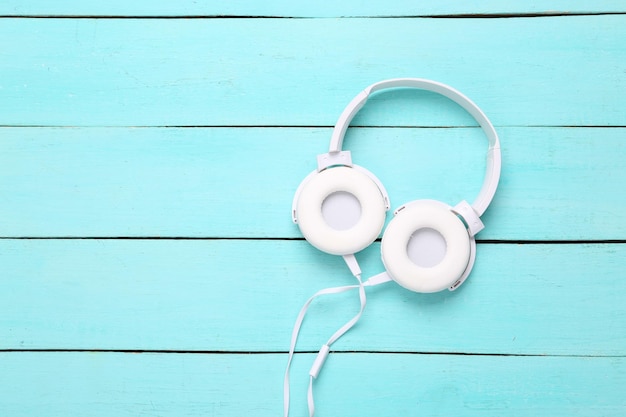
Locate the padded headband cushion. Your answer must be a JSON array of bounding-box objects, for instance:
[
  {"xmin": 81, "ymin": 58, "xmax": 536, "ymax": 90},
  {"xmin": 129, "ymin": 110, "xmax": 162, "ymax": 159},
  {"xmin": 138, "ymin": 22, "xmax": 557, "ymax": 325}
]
[
  {"xmin": 296, "ymin": 166, "xmax": 386, "ymax": 256},
  {"xmin": 381, "ymin": 200, "xmax": 471, "ymax": 293}
]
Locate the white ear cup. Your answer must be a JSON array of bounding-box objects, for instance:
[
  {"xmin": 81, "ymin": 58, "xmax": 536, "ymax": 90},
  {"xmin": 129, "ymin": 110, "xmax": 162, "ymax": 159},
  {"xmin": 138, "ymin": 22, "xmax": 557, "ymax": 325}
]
[
  {"xmin": 381, "ymin": 200, "xmax": 471, "ymax": 293},
  {"xmin": 295, "ymin": 166, "xmax": 387, "ymax": 256}
]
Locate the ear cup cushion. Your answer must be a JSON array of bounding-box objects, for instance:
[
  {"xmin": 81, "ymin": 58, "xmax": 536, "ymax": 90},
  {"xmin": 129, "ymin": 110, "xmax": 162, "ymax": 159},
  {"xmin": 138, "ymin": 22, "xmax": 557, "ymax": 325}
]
[
  {"xmin": 296, "ymin": 166, "xmax": 387, "ymax": 255},
  {"xmin": 381, "ymin": 200, "xmax": 471, "ymax": 293}
]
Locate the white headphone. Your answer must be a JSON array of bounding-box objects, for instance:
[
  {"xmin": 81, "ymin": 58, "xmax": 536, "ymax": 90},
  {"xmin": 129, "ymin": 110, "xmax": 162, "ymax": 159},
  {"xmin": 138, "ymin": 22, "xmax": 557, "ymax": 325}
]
[
  {"xmin": 284, "ymin": 79, "xmax": 501, "ymax": 417},
  {"xmin": 292, "ymin": 78, "xmax": 501, "ymax": 293}
]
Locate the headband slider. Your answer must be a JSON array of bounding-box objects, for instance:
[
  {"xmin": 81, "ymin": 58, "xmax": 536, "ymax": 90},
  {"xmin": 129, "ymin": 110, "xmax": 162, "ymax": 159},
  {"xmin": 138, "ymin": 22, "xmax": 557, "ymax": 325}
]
[
  {"xmin": 453, "ymin": 200, "xmax": 484, "ymax": 236},
  {"xmin": 317, "ymin": 151, "xmax": 352, "ymax": 171}
]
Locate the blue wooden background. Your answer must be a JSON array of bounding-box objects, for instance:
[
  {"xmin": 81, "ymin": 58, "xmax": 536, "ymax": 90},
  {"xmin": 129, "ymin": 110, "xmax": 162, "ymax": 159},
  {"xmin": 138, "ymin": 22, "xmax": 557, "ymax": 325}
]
[{"xmin": 1, "ymin": 2, "xmax": 625, "ymax": 416}]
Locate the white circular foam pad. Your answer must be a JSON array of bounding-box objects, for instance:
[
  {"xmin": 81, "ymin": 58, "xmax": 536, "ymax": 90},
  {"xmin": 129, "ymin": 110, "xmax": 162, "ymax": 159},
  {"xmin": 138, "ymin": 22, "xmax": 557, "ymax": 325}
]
[
  {"xmin": 296, "ymin": 166, "xmax": 386, "ymax": 255},
  {"xmin": 381, "ymin": 200, "xmax": 471, "ymax": 293}
]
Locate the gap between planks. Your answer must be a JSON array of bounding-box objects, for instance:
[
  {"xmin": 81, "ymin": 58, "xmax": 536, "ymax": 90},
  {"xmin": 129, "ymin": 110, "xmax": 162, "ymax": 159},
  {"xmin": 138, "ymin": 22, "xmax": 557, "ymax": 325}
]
[
  {"xmin": 0, "ymin": 12, "xmax": 625, "ymax": 19},
  {"xmin": 1, "ymin": 349, "xmax": 623, "ymax": 358},
  {"xmin": 1, "ymin": 125, "xmax": 626, "ymax": 129},
  {"xmin": 0, "ymin": 237, "xmax": 625, "ymax": 244}
]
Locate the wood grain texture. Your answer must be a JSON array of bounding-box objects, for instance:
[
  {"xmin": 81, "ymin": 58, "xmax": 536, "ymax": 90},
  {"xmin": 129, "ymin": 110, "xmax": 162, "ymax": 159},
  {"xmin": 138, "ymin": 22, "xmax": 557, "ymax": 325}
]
[
  {"xmin": 1, "ymin": 8, "xmax": 625, "ymax": 417},
  {"xmin": 1, "ymin": 352, "xmax": 624, "ymax": 417},
  {"xmin": 1, "ymin": 1, "xmax": 624, "ymax": 17},
  {"xmin": 0, "ymin": 16, "xmax": 624, "ymax": 127},
  {"xmin": 2, "ymin": 127, "xmax": 624, "ymax": 240},
  {"xmin": 1, "ymin": 240, "xmax": 624, "ymax": 355}
]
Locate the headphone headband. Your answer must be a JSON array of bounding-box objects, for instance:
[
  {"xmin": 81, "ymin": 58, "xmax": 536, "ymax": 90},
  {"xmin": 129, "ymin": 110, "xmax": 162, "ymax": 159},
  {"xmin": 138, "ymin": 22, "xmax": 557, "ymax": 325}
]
[{"xmin": 329, "ymin": 78, "xmax": 501, "ymax": 216}]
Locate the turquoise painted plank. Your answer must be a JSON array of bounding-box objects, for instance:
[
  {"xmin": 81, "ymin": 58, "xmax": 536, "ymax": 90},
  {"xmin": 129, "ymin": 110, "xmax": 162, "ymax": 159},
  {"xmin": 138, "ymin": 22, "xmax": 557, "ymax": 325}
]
[
  {"xmin": 1, "ymin": 240, "xmax": 624, "ymax": 355},
  {"xmin": 0, "ymin": 16, "xmax": 624, "ymax": 126},
  {"xmin": 1, "ymin": 127, "xmax": 624, "ymax": 240},
  {"xmin": 0, "ymin": 1, "xmax": 623, "ymax": 17},
  {"xmin": 0, "ymin": 352, "xmax": 624, "ymax": 416}
]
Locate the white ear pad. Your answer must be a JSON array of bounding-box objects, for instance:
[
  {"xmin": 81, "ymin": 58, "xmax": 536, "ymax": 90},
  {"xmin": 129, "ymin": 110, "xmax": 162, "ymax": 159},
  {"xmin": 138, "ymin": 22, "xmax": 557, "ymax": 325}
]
[
  {"xmin": 295, "ymin": 166, "xmax": 387, "ymax": 256},
  {"xmin": 381, "ymin": 200, "xmax": 471, "ymax": 293}
]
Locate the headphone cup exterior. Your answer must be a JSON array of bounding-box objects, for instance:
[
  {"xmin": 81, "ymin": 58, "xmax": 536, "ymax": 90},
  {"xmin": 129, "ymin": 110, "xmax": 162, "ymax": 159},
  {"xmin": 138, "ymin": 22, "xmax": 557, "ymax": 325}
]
[
  {"xmin": 294, "ymin": 166, "xmax": 387, "ymax": 256},
  {"xmin": 381, "ymin": 200, "xmax": 471, "ymax": 293}
]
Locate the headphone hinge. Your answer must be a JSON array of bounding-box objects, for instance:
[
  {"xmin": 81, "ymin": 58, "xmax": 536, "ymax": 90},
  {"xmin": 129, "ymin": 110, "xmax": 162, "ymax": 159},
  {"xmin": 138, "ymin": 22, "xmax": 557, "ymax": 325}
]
[
  {"xmin": 317, "ymin": 151, "xmax": 352, "ymax": 171},
  {"xmin": 453, "ymin": 200, "xmax": 484, "ymax": 237}
]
